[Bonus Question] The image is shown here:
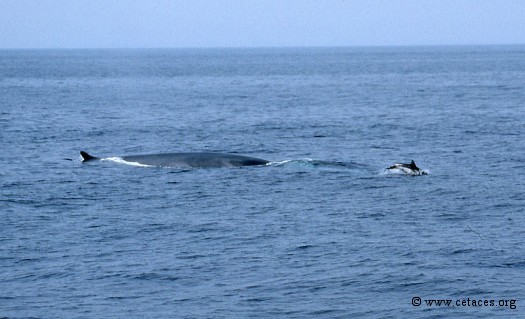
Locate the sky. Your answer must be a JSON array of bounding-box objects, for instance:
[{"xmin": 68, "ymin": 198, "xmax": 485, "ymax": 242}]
[{"xmin": 1, "ymin": 0, "xmax": 524, "ymax": 48}]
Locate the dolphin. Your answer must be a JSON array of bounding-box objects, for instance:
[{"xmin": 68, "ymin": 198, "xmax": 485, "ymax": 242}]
[
  {"xmin": 385, "ymin": 160, "xmax": 427, "ymax": 175},
  {"xmin": 80, "ymin": 151, "xmax": 270, "ymax": 168}
]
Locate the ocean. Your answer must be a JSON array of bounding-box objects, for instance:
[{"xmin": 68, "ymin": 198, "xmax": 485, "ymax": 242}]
[{"xmin": 1, "ymin": 46, "xmax": 524, "ymax": 318}]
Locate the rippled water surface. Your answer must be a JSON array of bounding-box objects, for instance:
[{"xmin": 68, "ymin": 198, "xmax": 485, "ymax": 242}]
[{"xmin": 1, "ymin": 47, "xmax": 524, "ymax": 318}]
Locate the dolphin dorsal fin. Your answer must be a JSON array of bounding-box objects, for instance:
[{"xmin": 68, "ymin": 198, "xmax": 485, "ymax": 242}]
[
  {"xmin": 80, "ymin": 151, "xmax": 98, "ymax": 162},
  {"xmin": 410, "ymin": 160, "xmax": 418, "ymax": 170}
]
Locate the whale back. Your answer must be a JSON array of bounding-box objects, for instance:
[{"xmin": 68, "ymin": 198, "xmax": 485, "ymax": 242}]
[
  {"xmin": 121, "ymin": 152, "xmax": 270, "ymax": 168},
  {"xmin": 80, "ymin": 151, "xmax": 269, "ymax": 168}
]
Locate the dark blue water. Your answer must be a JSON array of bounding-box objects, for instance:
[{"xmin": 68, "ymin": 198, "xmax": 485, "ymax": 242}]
[{"xmin": 1, "ymin": 47, "xmax": 524, "ymax": 318}]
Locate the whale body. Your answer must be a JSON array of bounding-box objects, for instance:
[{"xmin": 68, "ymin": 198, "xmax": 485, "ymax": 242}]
[
  {"xmin": 80, "ymin": 151, "xmax": 270, "ymax": 168},
  {"xmin": 385, "ymin": 160, "xmax": 427, "ymax": 175}
]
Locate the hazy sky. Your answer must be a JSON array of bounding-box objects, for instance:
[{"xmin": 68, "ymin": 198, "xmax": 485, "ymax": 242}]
[{"xmin": 1, "ymin": 0, "xmax": 524, "ymax": 48}]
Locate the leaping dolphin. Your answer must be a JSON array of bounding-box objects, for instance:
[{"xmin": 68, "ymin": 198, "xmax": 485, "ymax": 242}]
[
  {"xmin": 385, "ymin": 160, "xmax": 427, "ymax": 175},
  {"xmin": 80, "ymin": 151, "xmax": 270, "ymax": 168}
]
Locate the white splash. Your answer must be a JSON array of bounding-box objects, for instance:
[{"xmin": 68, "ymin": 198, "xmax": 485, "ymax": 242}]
[
  {"xmin": 381, "ymin": 167, "xmax": 429, "ymax": 176},
  {"xmin": 101, "ymin": 157, "xmax": 154, "ymax": 168},
  {"xmin": 266, "ymin": 158, "xmax": 315, "ymax": 167}
]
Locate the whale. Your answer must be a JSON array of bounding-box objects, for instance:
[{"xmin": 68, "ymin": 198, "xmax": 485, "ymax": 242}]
[
  {"xmin": 385, "ymin": 160, "xmax": 428, "ymax": 175},
  {"xmin": 80, "ymin": 151, "xmax": 270, "ymax": 168}
]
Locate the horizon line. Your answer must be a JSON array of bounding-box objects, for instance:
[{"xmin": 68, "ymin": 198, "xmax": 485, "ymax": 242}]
[{"xmin": 1, "ymin": 43, "xmax": 525, "ymax": 51}]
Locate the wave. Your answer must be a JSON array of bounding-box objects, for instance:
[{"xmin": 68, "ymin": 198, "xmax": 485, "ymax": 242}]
[{"xmin": 268, "ymin": 158, "xmax": 368, "ymax": 171}]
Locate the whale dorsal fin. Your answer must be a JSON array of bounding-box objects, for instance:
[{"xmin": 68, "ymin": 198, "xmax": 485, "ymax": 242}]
[
  {"xmin": 410, "ymin": 160, "xmax": 419, "ymax": 170},
  {"xmin": 80, "ymin": 151, "xmax": 98, "ymax": 162}
]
